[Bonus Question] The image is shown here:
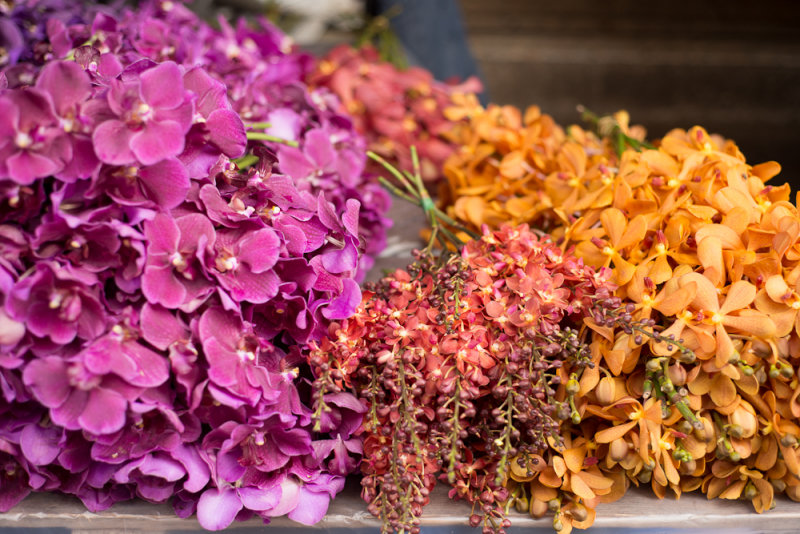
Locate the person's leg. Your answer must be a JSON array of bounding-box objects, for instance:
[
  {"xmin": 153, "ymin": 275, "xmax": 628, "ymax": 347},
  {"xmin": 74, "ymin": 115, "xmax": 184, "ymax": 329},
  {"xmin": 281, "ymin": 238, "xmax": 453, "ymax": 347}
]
[{"xmin": 372, "ymin": 0, "xmax": 488, "ymax": 103}]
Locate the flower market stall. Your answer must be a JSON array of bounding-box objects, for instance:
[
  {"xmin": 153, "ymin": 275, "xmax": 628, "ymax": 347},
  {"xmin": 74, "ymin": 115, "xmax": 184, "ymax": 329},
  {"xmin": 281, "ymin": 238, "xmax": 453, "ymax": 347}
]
[{"xmin": 2, "ymin": 1, "xmax": 800, "ymax": 533}]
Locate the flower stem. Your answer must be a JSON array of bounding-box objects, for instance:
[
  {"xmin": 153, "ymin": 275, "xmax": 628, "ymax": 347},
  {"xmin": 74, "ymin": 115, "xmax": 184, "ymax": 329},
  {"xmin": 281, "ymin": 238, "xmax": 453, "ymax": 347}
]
[{"xmin": 246, "ymin": 131, "xmax": 299, "ymax": 147}]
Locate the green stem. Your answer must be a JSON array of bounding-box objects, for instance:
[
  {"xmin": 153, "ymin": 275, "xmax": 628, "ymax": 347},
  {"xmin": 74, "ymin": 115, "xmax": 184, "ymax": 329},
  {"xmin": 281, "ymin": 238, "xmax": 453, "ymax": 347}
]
[
  {"xmin": 244, "ymin": 121, "xmax": 273, "ymax": 130},
  {"xmin": 368, "ymin": 151, "xmax": 419, "ymax": 200},
  {"xmin": 233, "ymin": 154, "xmax": 260, "ymax": 170},
  {"xmin": 378, "ymin": 177, "xmax": 421, "ymax": 206},
  {"xmin": 246, "ymin": 132, "xmax": 299, "ymax": 147}
]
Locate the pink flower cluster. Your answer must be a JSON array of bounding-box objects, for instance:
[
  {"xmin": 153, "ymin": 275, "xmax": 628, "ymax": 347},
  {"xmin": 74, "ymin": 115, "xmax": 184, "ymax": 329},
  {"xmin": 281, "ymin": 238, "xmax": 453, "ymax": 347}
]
[
  {"xmin": 308, "ymin": 44, "xmax": 482, "ymax": 182},
  {"xmin": 0, "ymin": 0, "xmax": 386, "ymax": 529}
]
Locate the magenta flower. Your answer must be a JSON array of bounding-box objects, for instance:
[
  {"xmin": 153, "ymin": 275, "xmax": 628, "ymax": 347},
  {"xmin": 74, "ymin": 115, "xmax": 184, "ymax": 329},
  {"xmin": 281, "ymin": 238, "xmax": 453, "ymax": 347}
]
[
  {"xmin": 0, "ymin": 0, "xmax": 387, "ymax": 523},
  {"xmin": 198, "ymin": 307, "xmax": 283, "ymax": 407},
  {"xmin": 211, "ymin": 224, "xmax": 280, "ymax": 304},
  {"xmin": 142, "ymin": 213, "xmax": 215, "ymax": 311},
  {"xmin": 95, "ymin": 156, "xmax": 190, "ymax": 210},
  {"xmin": 0, "ymin": 450, "xmax": 31, "ymax": 512},
  {"xmin": 0, "ymin": 88, "xmax": 71, "ymax": 184},
  {"xmin": 23, "ymin": 326, "xmax": 168, "ymax": 436},
  {"xmin": 33, "ymin": 217, "xmax": 121, "ymax": 273},
  {"xmin": 92, "ymin": 61, "xmax": 194, "ymax": 166},
  {"xmin": 5, "ymin": 262, "xmax": 105, "ymax": 345},
  {"xmin": 34, "ymin": 60, "xmax": 100, "ymax": 181},
  {"xmin": 180, "ymin": 67, "xmax": 246, "ymax": 177},
  {"xmin": 113, "ymin": 452, "xmax": 190, "ymax": 502},
  {"xmin": 23, "ymin": 356, "xmax": 130, "ymax": 435}
]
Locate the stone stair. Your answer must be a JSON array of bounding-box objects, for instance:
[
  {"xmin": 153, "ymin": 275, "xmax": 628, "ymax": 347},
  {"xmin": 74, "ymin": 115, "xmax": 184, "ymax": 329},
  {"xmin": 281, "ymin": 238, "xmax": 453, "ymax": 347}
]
[{"xmin": 459, "ymin": 0, "xmax": 800, "ymax": 187}]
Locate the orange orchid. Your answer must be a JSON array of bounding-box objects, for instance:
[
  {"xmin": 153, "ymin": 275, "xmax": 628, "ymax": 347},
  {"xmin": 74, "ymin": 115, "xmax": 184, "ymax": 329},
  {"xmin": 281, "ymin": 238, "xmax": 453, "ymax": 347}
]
[{"xmin": 439, "ymin": 102, "xmax": 800, "ymax": 530}]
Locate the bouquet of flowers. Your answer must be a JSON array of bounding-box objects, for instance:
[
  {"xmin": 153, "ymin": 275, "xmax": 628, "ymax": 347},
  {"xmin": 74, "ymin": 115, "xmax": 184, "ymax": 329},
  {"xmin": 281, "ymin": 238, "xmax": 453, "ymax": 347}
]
[
  {"xmin": 438, "ymin": 103, "xmax": 800, "ymax": 531},
  {"xmin": 0, "ymin": 0, "xmax": 390, "ymax": 529},
  {"xmin": 308, "ymin": 44, "xmax": 482, "ymax": 182}
]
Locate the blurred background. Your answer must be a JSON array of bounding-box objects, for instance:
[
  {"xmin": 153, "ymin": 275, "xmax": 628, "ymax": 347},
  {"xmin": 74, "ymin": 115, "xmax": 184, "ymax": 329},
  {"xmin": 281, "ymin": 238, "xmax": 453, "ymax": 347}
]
[{"xmin": 209, "ymin": 0, "xmax": 800, "ymax": 189}]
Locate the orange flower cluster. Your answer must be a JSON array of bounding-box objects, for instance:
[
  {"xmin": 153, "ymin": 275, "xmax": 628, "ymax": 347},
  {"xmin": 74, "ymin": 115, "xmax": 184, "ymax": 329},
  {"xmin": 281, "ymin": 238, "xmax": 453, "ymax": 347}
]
[
  {"xmin": 439, "ymin": 104, "xmax": 800, "ymax": 532},
  {"xmin": 307, "ymin": 45, "xmax": 482, "ymax": 181}
]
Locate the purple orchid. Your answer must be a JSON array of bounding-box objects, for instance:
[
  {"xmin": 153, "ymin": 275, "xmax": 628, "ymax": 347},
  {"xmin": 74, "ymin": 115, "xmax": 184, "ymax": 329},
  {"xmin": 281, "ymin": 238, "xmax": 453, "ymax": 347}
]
[
  {"xmin": 93, "ymin": 61, "xmax": 194, "ymax": 166},
  {"xmin": 5, "ymin": 262, "xmax": 105, "ymax": 345},
  {"xmin": 142, "ymin": 213, "xmax": 216, "ymax": 311},
  {"xmin": 0, "ymin": 0, "xmax": 389, "ymax": 526},
  {"xmin": 0, "ymin": 88, "xmax": 71, "ymax": 184},
  {"xmin": 180, "ymin": 67, "xmax": 246, "ymax": 178},
  {"xmin": 211, "ymin": 224, "xmax": 280, "ymax": 304},
  {"xmin": 34, "ymin": 60, "xmax": 101, "ymax": 181},
  {"xmin": 198, "ymin": 307, "xmax": 284, "ymax": 407}
]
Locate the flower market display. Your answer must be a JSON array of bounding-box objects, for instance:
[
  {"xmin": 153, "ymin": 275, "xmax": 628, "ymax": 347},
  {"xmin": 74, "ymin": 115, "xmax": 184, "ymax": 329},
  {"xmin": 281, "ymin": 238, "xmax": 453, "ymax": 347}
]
[
  {"xmin": 3, "ymin": 0, "xmax": 800, "ymax": 533},
  {"xmin": 307, "ymin": 44, "xmax": 482, "ymax": 182},
  {"xmin": 0, "ymin": 0, "xmax": 390, "ymax": 529},
  {"xmin": 438, "ymin": 104, "xmax": 800, "ymax": 531}
]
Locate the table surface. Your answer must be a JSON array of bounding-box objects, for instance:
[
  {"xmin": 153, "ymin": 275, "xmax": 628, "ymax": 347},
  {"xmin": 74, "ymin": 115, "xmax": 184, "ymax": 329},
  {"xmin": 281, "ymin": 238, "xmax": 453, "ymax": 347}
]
[
  {"xmin": 3, "ymin": 200, "xmax": 796, "ymax": 533},
  {"xmin": 1, "ymin": 483, "xmax": 798, "ymax": 533}
]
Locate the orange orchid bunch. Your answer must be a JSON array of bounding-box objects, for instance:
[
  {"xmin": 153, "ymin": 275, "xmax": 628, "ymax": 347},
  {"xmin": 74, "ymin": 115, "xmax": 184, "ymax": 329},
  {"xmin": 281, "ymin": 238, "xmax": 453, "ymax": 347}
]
[
  {"xmin": 307, "ymin": 44, "xmax": 482, "ymax": 182},
  {"xmin": 438, "ymin": 103, "xmax": 800, "ymax": 532}
]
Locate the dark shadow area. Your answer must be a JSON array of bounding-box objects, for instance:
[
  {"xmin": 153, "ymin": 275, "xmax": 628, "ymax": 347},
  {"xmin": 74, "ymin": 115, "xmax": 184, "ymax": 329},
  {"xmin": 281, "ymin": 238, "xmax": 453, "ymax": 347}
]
[{"xmin": 461, "ymin": 0, "xmax": 800, "ymax": 189}]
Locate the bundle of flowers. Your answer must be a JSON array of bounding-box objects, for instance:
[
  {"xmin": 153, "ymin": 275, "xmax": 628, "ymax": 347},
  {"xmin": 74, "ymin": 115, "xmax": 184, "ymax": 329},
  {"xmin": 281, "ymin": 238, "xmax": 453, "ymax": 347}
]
[
  {"xmin": 308, "ymin": 155, "xmax": 623, "ymax": 533},
  {"xmin": 437, "ymin": 104, "xmax": 800, "ymax": 531},
  {"xmin": 0, "ymin": 0, "xmax": 392, "ymax": 529},
  {"xmin": 307, "ymin": 44, "xmax": 482, "ymax": 183}
]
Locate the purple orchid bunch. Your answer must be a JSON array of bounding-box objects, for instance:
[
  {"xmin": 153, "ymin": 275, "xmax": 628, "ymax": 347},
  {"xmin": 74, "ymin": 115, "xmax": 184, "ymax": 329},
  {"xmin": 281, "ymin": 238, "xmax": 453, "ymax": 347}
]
[{"xmin": 0, "ymin": 0, "xmax": 389, "ymax": 529}]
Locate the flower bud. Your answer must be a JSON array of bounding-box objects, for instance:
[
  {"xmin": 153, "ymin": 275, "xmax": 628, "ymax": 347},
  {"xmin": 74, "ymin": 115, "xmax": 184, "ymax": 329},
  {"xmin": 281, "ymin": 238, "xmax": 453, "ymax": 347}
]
[
  {"xmin": 750, "ymin": 339, "xmax": 772, "ymax": 358},
  {"xmin": 680, "ymin": 459, "xmax": 697, "ymax": 474},
  {"xmin": 667, "ymin": 363, "xmax": 687, "ymax": 386},
  {"xmin": 566, "ymin": 378, "xmax": 580, "ymax": 395},
  {"xmin": 781, "ymin": 363, "xmax": 795, "ymax": 379},
  {"xmin": 514, "ymin": 495, "xmax": 529, "ymax": 514},
  {"xmin": 609, "ymin": 438, "xmax": 629, "ymax": 462},
  {"xmin": 530, "ymin": 498, "xmax": 549, "ymax": 518},
  {"xmin": 780, "ymin": 434, "xmax": 798, "ymax": 448},
  {"xmin": 771, "ymin": 478, "xmax": 787, "ymax": 493},
  {"xmin": 744, "ymin": 482, "xmax": 758, "ymax": 501},
  {"xmin": 730, "ymin": 406, "xmax": 757, "ymax": 439},
  {"xmin": 595, "ymin": 376, "xmax": 616, "ymax": 405},
  {"xmin": 786, "ymin": 485, "xmax": 800, "ymax": 502},
  {"xmin": 570, "ymin": 505, "xmax": 588, "ymax": 522},
  {"xmin": 548, "ymin": 498, "xmax": 561, "ymax": 512},
  {"xmin": 646, "ymin": 358, "xmax": 662, "ymax": 373}
]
